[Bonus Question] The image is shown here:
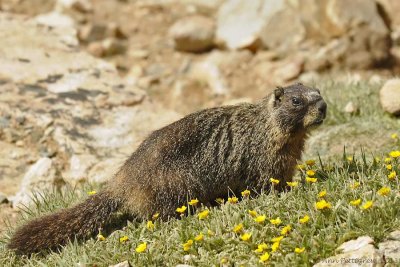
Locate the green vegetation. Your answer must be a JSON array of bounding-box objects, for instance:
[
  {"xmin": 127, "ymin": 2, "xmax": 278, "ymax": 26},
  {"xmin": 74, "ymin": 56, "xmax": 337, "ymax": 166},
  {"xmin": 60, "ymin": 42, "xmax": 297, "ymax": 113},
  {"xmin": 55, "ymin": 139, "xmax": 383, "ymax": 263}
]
[{"xmin": 0, "ymin": 82, "xmax": 399, "ymax": 266}]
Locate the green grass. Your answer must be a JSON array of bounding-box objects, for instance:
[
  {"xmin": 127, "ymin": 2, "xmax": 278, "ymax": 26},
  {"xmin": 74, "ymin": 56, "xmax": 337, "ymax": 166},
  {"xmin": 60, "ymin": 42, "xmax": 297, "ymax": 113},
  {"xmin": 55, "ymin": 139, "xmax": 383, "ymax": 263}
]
[{"xmin": 0, "ymin": 81, "xmax": 400, "ymax": 266}]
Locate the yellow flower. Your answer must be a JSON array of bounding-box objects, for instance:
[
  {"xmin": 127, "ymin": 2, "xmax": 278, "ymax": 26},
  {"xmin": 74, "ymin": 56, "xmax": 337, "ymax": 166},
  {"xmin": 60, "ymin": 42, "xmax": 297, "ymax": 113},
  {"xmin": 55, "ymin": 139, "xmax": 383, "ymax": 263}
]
[
  {"xmin": 361, "ymin": 201, "xmax": 373, "ymax": 210},
  {"xmin": 270, "ymin": 178, "xmax": 280, "ymax": 184},
  {"xmin": 389, "ymin": 150, "xmax": 400, "ymax": 158},
  {"xmin": 188, "ymin": 198, "xmax": 199, "ymax": 206},
  {"xmin": 305, "ymin": 159, "xmax": 316, "ymax": 166},
  {"xmin": 306, "ymin": 170, "xmax": 316, "ymax": 177},
  {"xmin": 119, "ymin": 236, "xmax": 129, "ymax": 243},
  {"xmin": 388, "ymin": 171, "xmax": 397, "ymax": 180},
  {"xmin": 255, "ymin": 243, "xmax": 269, "ymax": 253},
  {"xmin": 391, "ymin": 133, "xmax": 398, "ymax": 139},
  {"xmin": 385, "ymin": 157, "xmax": 392, "ymax": 163},
  {"xmin": 350, "ymin": 199, "xmax": 361, "ymax": 206},
  {"xmin": 183, "ymin": 240, "xmax": 193, "ymax": 252},
  {"xmin": 207, "ymin": 229, "xmax": 215, "ymax": 236},
  {"xmin": 87, "ymin": 190, "xmax": 96, "ymax": 195},
  {"xmin": 216, "ymin": 198, "xmax": 225, "ymax": 204},
  {"xmin": 146, "ymin": 220, "xmax": 155, "ymax": 230},
  {"xmin": 270, "ymin": 217, "xmax": 282, "ymax": 225},
  {"xmin": 97, "ymin": 234, "xmax": 105, "ymax": 241},
  {"xmin": 347, "ymin": 156, "xmax": 353, "ymax": 162},
  {"xmin": 287, "ymin": 181, "xmax": 298, "ymax": 187},
  {"xmin": 281, "ymin": 225, "xmax": 292, "ymax": 235},
  {"xmin": 254, "ymin": 215, "xmax": 266, "ymax": 224},
  {"xmin": 271, "ymin": 236, "xmax": 284, "ymax": 243},
  {"xmin": 271, "ymin": 241, "xmax": 280, "ymax": 252},
  {"xmin": 233, "ymin": 223, "xmax": 244, "ymax": 234},
  {"xmin": 296, "ymin": 164, "xmax": 306, "ymax": 170},
  {"xmin": 305, "ymin": 177, "xmax": 317, "ymax": 183},
  {"xmin": 240, "ymin": 233, "xmax": 252, "ymax": 241},
  {"xmin": 194, "ymin": 233, "xmax": 204, "ymax": 242},
  {"xmin": 228, "ymin": 196, "xmax": 238, "ymax": 204},
  {"xmin": 176, "ymin": 205, "xmax": 187, "ymax": 214},
  {"xmin": 378, "ymin": 187, "xmax": 390, "ymax": 196},
  {"xmin": 299, "ymin": 215, "xmax": 310, "ymax": 224},
  {"xmin": 259, "ymin": 252, "xmax": 270, "ymax": 263},
  {"xmin": 295, "ymin": 247, "xmax": 305, "ymax": 254},
  {"xmin": 220, "ymin": 258, "xmax": 228, "ymax": 264},
  {"xmin": 315, "ymin": 199, "xmax": 332, "ymax": 210},
  {"xmin": 241, "ymin": 189, "xmax": 251, "ymax": 197},
  {"xmin": 350, "ymin": 182, "xmax": 361, "ymax": 189},
  {"xmin": 248, "ymin": 210, "xmax": 258, "ymax": 217},
  {"xmin": 135, "ymin": 242, "xmax": 147, "ymax": 253},
  {"xmin": 152, "ymin": 213, "xmax": 159, "ymax": 220},
  {"xmin": 386, "ymin": 164, "xmax": 393, "ymax": 170},
  {"xmin": 318, "ymin": 190, "xmax": 327, "ymax": 198},
  {"xmin": 198, "ymin": 209, "xmax": 210, "ymax": 220}
]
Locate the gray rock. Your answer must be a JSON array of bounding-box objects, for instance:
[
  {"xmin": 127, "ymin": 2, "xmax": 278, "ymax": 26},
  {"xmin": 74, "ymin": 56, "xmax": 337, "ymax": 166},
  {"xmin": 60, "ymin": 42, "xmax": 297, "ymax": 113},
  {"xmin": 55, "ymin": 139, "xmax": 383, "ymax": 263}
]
[
  {"xmin": 169, "ymin": 15, "xmax": 215, "ymax": 53},
  {"xmin": 378, "ymin": 240, "xmax": 400, "ymax": 263},
  {"xmin": 88, "ymin": 158, "xmax": 126, "ymax": 184},
  {"xmin": 344, "ymin": 101, "xmax": 359, "ymax": 115},
  {"xmin": 388, "ymin": 230, "xmax": 400, "ymax": 241},
  {"xmin": 380, "ymin": 79, "xmax": 400, "ymax": 115}
]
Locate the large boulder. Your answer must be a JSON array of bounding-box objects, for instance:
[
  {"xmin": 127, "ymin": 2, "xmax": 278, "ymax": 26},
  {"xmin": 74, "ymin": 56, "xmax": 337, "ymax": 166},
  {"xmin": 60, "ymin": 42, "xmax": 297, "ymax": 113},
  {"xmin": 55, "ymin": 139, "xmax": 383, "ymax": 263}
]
[{"xmin": 380, "ymin": 79, "xmax": 400, "ymax": 115}]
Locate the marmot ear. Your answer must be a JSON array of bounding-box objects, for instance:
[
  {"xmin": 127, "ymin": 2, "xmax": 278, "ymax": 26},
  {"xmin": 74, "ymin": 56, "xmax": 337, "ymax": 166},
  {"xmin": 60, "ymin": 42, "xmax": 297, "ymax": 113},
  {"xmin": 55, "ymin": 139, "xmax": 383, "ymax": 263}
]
[{"xmin": 274, "ymin": 87, "xmax": 284, "ymax": 102}]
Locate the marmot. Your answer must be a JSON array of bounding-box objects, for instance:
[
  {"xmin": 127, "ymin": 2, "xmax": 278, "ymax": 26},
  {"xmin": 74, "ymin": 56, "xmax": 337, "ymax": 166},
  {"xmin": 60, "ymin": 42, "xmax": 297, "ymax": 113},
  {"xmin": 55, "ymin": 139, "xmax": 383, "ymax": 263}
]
[{"xmin": 8, "ymin": 83, "xmax": 327, "ymax": 255}]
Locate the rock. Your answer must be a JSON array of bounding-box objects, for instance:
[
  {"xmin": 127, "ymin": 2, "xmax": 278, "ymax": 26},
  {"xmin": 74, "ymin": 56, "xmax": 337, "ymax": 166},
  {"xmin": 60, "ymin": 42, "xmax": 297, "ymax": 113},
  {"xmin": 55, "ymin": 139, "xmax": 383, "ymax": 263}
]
[
  {"xmin": 380, "ymin": 79, "xmax": 400, "ymax": 115},
  {"xmin": 34, "ymin": 11, "xmax": 75, "ymax": 29},
  {"xmin": 63, "ymin": 154, "xmax": 98, "ymax": 185},
  {"xmin": 102, "ymin": 38, "xmax": 127, "ymax": 56},
  {"xmin": 88, "ymin": 158, "xmax": 126, "ymax": 184},
  {"xmin": 56, "ymin": 0, "xmax": 93, "ymax": 13},
  {"xmin": 79, "ymin": 23, "xmax": 107, "ymax": 42},
  {"xmin": 344, "ymin": 101, "xmax": 359, "ymax": 115},
  {"xmin": 216, "ymin": 0, "xmax": 285, "ymax": 50},
  {"xmin": 336, "ymin": 236, "xmax": 374, "ymax": 253},
  {"xmin": 169, "ymin": 15, "xmax": 215, "ymax": 53},
  {"xmin": 109, "ymin": 261, "xmax": 130, "ymax": 267},
  {"xmin": 87, "ymin": 41, "xmax": 104, "ymax": 57},
  {"xmin": 388, "ymin": 230, "xmax": 400, "ymax": 241},
  {"xmin": 11, "ymin": 157, "xmax": 64, "ymax": 208},
  {"xmin": 0, "ymin": 192, "xmax": 8, "ymax": 204},
  {"xmin": 314, "ymin": 245, "xmax": 383, "ymax": 267},
  {"xmin": 376, "ymin": 0, "xmax": 400, "ymax": 31},
  {"xmin": 378, "ymin": 240, "xmax": 400, "ymax": 263}
]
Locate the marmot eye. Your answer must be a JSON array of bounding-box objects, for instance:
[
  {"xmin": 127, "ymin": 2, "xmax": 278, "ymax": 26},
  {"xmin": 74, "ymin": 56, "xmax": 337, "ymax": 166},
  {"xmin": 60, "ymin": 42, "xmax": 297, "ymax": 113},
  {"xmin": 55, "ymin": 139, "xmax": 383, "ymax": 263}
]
[{"xmin": 292, "ymin": 97, "xmax": 302, "ymax": 106}]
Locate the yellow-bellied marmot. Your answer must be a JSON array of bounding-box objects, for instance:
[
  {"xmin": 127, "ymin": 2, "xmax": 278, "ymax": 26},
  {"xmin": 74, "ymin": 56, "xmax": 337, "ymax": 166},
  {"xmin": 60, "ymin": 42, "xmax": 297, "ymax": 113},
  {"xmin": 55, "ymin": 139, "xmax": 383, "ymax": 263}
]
[{"xmin": 8, "ymin": 83, "xmax": 327, "ymax": 255}]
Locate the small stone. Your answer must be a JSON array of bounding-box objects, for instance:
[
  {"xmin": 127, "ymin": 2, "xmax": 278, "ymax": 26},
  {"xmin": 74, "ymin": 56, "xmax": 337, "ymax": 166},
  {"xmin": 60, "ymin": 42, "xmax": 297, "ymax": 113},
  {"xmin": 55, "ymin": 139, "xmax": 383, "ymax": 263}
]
[
  {"xmin": 0, "ymin": 192, "xmax": 8, "ymax": 204},
  {"xmin": 108, "ymin": 260, "xmax": 130, "ymax": 267},
  {"xmin": 337, "ymin": 236, "xmax": 374, "ymax": 253},
  {"xmin": 102, "ymin": 38, "xmax": 127, "ymax": 56},
  {"xmin": 169, "ymin": 15, "xmax": 215, "ymax": 53},
  {"xmin": 380, "ymin": 79, "xmax": 400, "ymax": 115},
  {"xmin": 344, "ymin": 101, "xmax": 359, "ymax": 115},
  {"xmin": 87, "ymin": 41, "xmax": 104, "ymax": 57},
  {"xmin": 388, "ymin": 230, "xmax": 400, "ymax": 241}
]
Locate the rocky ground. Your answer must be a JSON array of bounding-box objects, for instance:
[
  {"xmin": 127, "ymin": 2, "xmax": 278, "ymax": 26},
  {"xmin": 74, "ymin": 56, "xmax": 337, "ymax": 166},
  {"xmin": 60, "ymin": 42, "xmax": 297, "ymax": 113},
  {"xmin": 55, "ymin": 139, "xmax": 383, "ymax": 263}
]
[{"xmin": 1, "ymin": 0, "xmax": 400, "ymax": 264}]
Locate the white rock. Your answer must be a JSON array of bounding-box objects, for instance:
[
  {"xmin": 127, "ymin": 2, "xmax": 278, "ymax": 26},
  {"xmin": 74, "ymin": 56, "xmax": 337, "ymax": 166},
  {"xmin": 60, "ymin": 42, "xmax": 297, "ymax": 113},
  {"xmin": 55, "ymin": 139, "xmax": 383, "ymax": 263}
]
[
  {"xmin": 34, "ymin": 11, "xmax": 75, "ymax": 29},
  {"xmin": 56, "ymin": 0, "xmax": 93, "ymax": 13},
  {"xmin": 88, "ymin": 158, "xmax": 126, "ymax": 184},
  {"xmin": 63, "ymin": 154, "xmax": 98, "ymax": 185},
  {"xmin": 380, "ymin": 79, "xmax": 400, "ymax": 115},
  {"xmin": 337, "ymin": 236, "xmax": 374, "ymax": 253},
  {"xmin": 344, "ymin": 101, "xmax": 359, "ymax": 115},
  {"xmin": 388, "ymin": 230, "xmax": 400, "ymax": 241},
  {"xmin": 378, "ymin": 240, "xmax": 400, "ymax": 263},
  {"xmin": 108, "ymin": 260, "xmax": 130, "ymax": 267}
]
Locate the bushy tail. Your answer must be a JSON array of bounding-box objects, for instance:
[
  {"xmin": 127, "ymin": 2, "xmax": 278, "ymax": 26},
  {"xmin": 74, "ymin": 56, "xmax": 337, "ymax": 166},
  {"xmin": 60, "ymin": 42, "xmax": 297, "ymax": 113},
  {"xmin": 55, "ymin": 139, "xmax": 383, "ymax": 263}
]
[{"xmin": 8, "ymin": 191, "xmax": 120, "ymax": 255}]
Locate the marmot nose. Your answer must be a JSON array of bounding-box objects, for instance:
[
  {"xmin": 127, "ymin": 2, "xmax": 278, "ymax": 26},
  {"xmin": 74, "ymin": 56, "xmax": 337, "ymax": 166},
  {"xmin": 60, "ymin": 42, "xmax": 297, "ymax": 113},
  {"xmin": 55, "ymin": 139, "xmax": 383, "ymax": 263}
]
[{"xmin": 316, "ymin": 100, "xmax": 327, "ymax": 118}]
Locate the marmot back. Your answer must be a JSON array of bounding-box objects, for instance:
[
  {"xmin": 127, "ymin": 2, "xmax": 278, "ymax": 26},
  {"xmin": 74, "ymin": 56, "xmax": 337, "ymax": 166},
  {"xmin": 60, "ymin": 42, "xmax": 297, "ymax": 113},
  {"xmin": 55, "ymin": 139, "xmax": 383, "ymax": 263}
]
[{"xmin": 8, "ymin": 83, "xmax": 327, "ymax": 255}]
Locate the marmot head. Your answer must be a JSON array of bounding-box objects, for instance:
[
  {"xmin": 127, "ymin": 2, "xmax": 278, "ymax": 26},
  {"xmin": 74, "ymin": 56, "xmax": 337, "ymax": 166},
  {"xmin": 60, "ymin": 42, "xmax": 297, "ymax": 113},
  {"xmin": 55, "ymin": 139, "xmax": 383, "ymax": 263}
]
[{"xmin": 267, "ymin": 83, "xmax": 327, "ymax": 133}]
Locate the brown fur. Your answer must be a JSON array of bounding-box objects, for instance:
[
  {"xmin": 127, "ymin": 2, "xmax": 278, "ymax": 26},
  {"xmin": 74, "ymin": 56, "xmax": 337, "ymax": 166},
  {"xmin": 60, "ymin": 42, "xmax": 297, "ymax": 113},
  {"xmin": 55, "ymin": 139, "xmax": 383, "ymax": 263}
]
[{"xmin": 8, "ymin": 83, "xmax": 327, "ymax": 255}]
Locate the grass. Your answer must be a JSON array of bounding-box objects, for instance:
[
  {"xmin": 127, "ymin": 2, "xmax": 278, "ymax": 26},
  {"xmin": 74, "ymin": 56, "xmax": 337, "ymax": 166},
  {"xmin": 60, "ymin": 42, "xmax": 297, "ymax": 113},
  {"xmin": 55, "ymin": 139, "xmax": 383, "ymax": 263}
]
[{"xmin": 0, "ymin": 81, "xmax": 399, "ymax": 266}]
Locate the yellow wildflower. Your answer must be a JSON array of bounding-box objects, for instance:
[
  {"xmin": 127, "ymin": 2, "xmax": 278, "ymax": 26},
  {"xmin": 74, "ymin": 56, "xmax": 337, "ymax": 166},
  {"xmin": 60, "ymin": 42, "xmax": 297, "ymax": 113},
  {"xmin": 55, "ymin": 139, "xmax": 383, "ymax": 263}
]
[
  {"xmin": 135, "ymin": 242, "xmax": 147, "ymax": 253},
  {"xmin": 194, "ymin": 233, "xmax": 204, "ymax": 242},
  {"xmin": 271, "ymin": 241, "xmax": 280, "ymax": 252},
  {"xmin": 378, "ymin": 187, "xmax": 390, "ymax": 196},
  {"xmin": 254, "ymin": 215, "xmax": 266, "ymax": 224},
  {"xmin": 350, "ymin": 182, "xmax": 361, "ymax": 189},
  {"xmin": 389, "ymin": 150, "xmax": 400, "ymax": 158},
  {"xmin": 255, "ymin": 243, "xmax": 269, "ymax": 253},
  {"xmin": 296, "ymin": 164, "xmax": 306, "ymax": 170},
  {"xmin": 183, "ymin": 240, "xmax": 193, "ymax": 252},
  {"xmin": 241, "ymin": 189, "xmax": 251, "ymax": 197},
  {"xmin": 97, "ymin": 234, "xmax": 105, "ymax": 241},
  {"xmin": 305, "ymin": 177, "xmax": 317, "ymax": 183},
  {"xmin": 385, "ymin": 157, "xmax": 392, "ymax": 163},
  {"xmin": 386, "ymin": 164, "xmax": 393, "ymax": 170},
  {"xmin": 347, "ymin": 156, "xmax": 353, "ymax": 162},
  {"xmin": 146, "ymin": 220, "xmax": 155, "ymax": 230},
  {"xmin": 306, "ymin": 170, "xmax": 315, "ymax": 177},
  {"xmin": 305, "ymin": 159, "xmax": 316, "ymax": 166},
  {"xmin": 228, "ymin": 196, "xmax": 238, "ymax": 204},
  {"xmin": 198, "ymin": 209, "xmax": 210, "ymax": 220},
  {"xmin": 287, "ymin": 181, "xmax": 299, "ymax": 187},
  {"xmin": 315, "ymin": 199, "xmax": 332, "ymax": 210},
  {"xmin": 270, "ymin": 217, "xmax": 282, "ymax": 225},
  {"xmin": 207, "ymin": 229, "xmax": 215, "ymax": 236},
  {"xmin": 295, "ymin": 247, "xmax": 305, "ymax": 254},
  {"xmin": 391, "ymin": 133, "xmax": 398, "ymax": 139},
  {"xmin": 176, "ymin": 205, "xmax": 187, "ymax": 214},
  {"xmin": 87, "ymin": 190, "xmax": 96, "ymax": 195},
  {"xmin": 220, "ymin": 258, "xmax": 228, "ymax": 264},
  {"xmin": 270, "ymin": 178, "xmax": 280, "ymax": 184},
  {"xmin": 233, "ymin": 223, "xmax": 244, "ymax": 233},
  {"xmin": 119, "ymin": 236, "xmax": 129, "ymax": 243},
  {"xmin": 318, "ymin": 190, "xmax": 327, "ymax": 198},
  {"xmin": 299, "ymin": 215, "xmax": 310, "ymax": 224},
  {"xmin": 388, "ymin": 171, "xmax": 397, "ymax": 180},
  {"xmin": 350, "ymin": 199, "xmax": 361, "ymax": 206},
  {"xmin": 271, "ymin": 236, "xmax": 284, "ymax": 243},
  {"xmin": 240, "ymin": 233, "xmax": 252, "ymax": 241},
  {"xmin": 248, "ymin": 210, "xmax": 258, "ymax": 217},
  {"xmin": 361, "ymin": 201, "xmax": 373, "ymax": 210},
  {"xmin": 259, "ymin": 252, "xmax": 270, "ymax": 263},
  {"xmin": 152, "ymin": 213, "xmax": 159, "ymax": 220},
  {"xmin": 281, "ymin": 225, "xmax": 292, "ymax": 235},
  {"xmin": 188, "ymin": 198, "xmax": 199, "ymax": 206}
]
